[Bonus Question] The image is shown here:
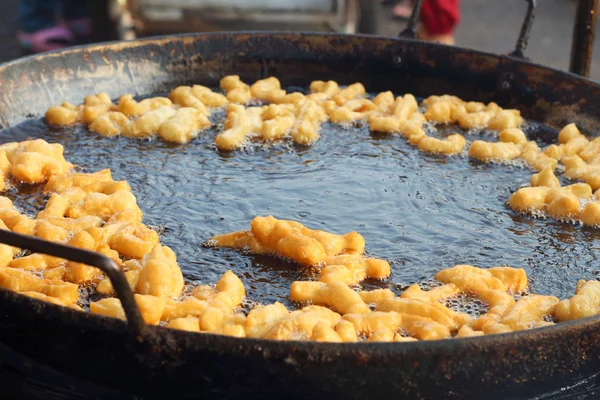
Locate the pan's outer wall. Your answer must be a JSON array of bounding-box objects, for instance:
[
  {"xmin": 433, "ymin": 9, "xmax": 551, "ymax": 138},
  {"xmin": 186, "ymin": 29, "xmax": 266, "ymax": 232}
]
[{"xmin": 0, "ymin": 32, "xmax": 598, "ymax": 399}]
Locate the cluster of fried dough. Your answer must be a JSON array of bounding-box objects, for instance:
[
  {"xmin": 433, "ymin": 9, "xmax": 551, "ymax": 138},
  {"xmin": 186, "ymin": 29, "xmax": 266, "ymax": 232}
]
[
  {"xmin": 468, "ymin": 123, "xmax": 597, "ymax": 174},
  {"xmin": 210, "ymin": 215, "xmax": 390, "ymax": 285},
  {"xmin": 46, "ymin": 91, "xmax": 211, "ymax": 144},
  {"xmin": 419, "ymin": 95, "xmax": 526, "ymax": 156},
  {"xmin": 215, "ymin": 78, "xmax": 330, "ymax": 150},
  {"xmin": 0, "ymin": 141, "xmax": 257, "ymax": 333},
  {"xmin": 508, "ymin": 166, "xmax": 600, "ymax": 223},
  {"xmin": 45, "ymin": 76, "xmax": 528, "ymax": 155},
  {"xmin": 0, "ymin": 139, "xmax": 73, "ymax": 188},
  {"xmin": 210, "ymin": 220, "xmax": 599, "ymax": 341},
  {"xmin": 0, "ymin": 140, "xmax": 187, "ymax": 312},
  {"xmin": 18, "ymin": 84, "xmax": 600, "ymax": 340},
  {"xmin": 423, "ymin": 95, "xmax": 524, "ymax": 131},
  {"xmin": 503, "ymin": 123, "xmax": 600, "ymax": 226},
  {"xmin": 468, "ymin": 128, "xmax": 557, "ymax": 171},
  {"xmin": 0, "ymin": 138, "xmax": 596, "ymax": 341}
]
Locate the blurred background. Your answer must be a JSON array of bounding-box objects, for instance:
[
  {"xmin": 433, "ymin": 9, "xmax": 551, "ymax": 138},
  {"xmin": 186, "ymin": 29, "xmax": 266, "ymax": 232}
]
[{"xmin": 2, "ymin": 0, "xmax": 599, "ymax": 80}]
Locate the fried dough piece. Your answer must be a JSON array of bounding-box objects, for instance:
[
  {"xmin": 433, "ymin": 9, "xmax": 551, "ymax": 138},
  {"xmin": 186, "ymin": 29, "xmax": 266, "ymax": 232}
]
[
  {"xmin": 250, "ymin": 215, "xmax": 364, "ymax": 264},
  {"xmin": 118, "ymin": 95, "xmax": 172, "ymax": 118},
  {"xmin": 290, "ymin": 281, "xmax": 369, "ymax": 314},
  {"xmin": 455, "ymin": 325, "xmax": 484, "ymax": 338},
  {"xmin": 108, "ymin": 223, "xmax": 159, "ymax": 259},
  {"xmin": 498, "ymin": 294, "xmax": 558, "ymax": 331},
  {"xmin": 417, "ymin": 134, "xmax": 466, "ymax": 155},
  {"xmin": 245, "ymin": 302, "xmax": 290, "ymax": 338},
  {"xmin": 46, "ymin": 102, "xmax": 82, "ymax": 125},
  {"xmin": 377, "ymin": 298, "xmax": 471, "ymax": 331},
  {"xmin": 209, "ymin": 270, "xmax": 246, "ymax": 309},
  {"xmin": 487, "ymin": 110, "xmax": 524, "ymax": 131},
  {"xmin": 67, "ymin": 190, "xmax": 142, "ymax": 221},
  {"xmin": 166, "ymin": 317, "xmax": 201, "ymax": 332},
  {"xmin": 401, "ymin": 283, "xmax": 460, "ymax": 302},
  {"xmin": 519, "ymin": 141, "xmax": 558, "ymax": 171},
  {"xmin": 499, "ymin": 128, "xmax": 527, "ymax": 144},
  {"xmin": 399, "ymin": 313, "xmax": 451, "ymax": 340},
  {"xmin": 250, "ymin": 77, "xmax": 286, "ymax": 103},
  {"xmin": 0, "ymin": 267, "xmax": 79, "ymax": 304},
  {"xmin": 136, "ymin": 245, "xmax": 184, "ymax": 298},
  {"xmin": 530, "ymin": 166, "xmax": 560, "ymax": 188},
  {"xmin": 7, "ymin": 139, "xmax": 73, "ymax": 183},
  {"xmin": 220, "ymin": 75, "xmax": 251, "ymax": 104},
  {"xmin": 215, "ymin": 104, "xmax": 252, "ymax": 151},
  {"xmin": 96, "ymin": 270, "xmax": 140, "ymax": 295},
  {"xmin": 290, "ymin": 100, "xmax": 325, "ymax": 145},
  {"xmin": 580, "ymin": 202, "xmax": 600, "ymax": 226},
  {"xmin": 158, "ymin": 107, "xmax": 211, "ymax": 144},
  {"xmin": 90, "ymin": 294, "xmax": 166, "ymax": 325},
  {"xmin": 160, "ymin": 270, "xmax": 244, "ymax": 324},
  {"xmin": 434, "ymin": 264, "xmax": 492, "ymax": 282},
  {"xmin": 359, "ymin": 288, "xmax": 395, "ymax": 306},
  {"xmin": 556, "ymin": 280, "xmax": 600, "ymax": 321},
  {"xmin": 471, "ymin": 289, "xmax": 516, "ymax": 333},
  {"xmin": 342, "ymin": 311, "xmax": 402, "ymax": 335},
  {"xmin": 121, "ymin": 106, "xmax": 176, "ymax": 138},
  {"xmin": 21, "ymin": 291, "xmax": 83, "ymax": 310},
  {"xmin": 488, "ymin": 266, "xmax": 528, "ymax": 293},
  {"xmin": 508, "ymin": 187, "xmax": 551, "ymax": 212},
  {"xmin": 468, "ymin": 141, "xmax": 522, "ymax": 162},
  {"xmin": 89, "ymin": 112, "xmax": 130, "ymax": 137},
  {"xmin": 332, "ymin": 83, "xmax": 365, "ymax": 106},
  {"xmin": 263, "ymin": 305, "xmax": 341, "ymax": 341}
]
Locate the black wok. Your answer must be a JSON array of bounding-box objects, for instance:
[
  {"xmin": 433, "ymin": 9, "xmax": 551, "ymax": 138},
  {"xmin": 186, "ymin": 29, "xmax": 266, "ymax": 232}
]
[{"xmin": 0, "ymin": 32, "xmax": 598, "ymax": 399}]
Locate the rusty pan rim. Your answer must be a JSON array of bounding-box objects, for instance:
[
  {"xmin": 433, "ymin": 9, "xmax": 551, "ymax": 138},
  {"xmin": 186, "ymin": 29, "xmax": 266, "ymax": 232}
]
[
  {"xmin": 0, "ymin": 30, "xmax": 595, "ymax": 114},
  {"xmin": 0, "ymin": 31, "xmax": 598, "ymax": 353}
]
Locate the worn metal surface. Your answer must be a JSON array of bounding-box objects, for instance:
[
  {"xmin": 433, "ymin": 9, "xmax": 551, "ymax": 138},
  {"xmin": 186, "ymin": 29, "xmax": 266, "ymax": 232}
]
[
  {"xmin": 570, "ymin": 0, "xmax": 598, "ymax": 77},
  {"xmin": 1, "ymin": 32, "xmax": 600, "ymax": 133},
  {"xmin": 0, "ymin": 32, "xmax": 598, "ymax": 399}
]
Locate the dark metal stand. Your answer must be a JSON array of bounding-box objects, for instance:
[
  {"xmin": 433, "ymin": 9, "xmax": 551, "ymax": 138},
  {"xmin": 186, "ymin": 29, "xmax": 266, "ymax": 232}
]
[
  {"xmin": 570, "ymin": 0, "xmax": 598, "ymax": 78},
  {"xmin": 399, "ymin": 0, "xmax": 597, "ymax": 78},
  {"xmin": 398, "ymin": 0, "xmax": 425, "ymax": 38},
  {"xmin": 509, "ymin": 0, "xmax": 536, "ymax": 59}
]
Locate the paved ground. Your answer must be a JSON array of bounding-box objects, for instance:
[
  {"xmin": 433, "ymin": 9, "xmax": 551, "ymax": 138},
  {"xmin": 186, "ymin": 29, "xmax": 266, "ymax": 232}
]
[{"xmin": 0, "ymin": 0, "xmax": 599, "ymax": 81}]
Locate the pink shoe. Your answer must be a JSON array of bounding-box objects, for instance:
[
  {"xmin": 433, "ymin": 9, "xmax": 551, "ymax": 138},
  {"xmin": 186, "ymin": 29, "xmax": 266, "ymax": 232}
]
[
  {"xmin": 66, "ymin": 18, "xmax": 92, "ymax": 37},
  {"xmin": 17, "ymin": 26, "xmax": 75, "ymax": 53}
]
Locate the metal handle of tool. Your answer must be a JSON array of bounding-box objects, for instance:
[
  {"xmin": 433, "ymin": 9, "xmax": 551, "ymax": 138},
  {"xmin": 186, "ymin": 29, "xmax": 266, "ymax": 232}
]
[
  {"xmin": 400, "ymin": 0, "xmax": 536, "ymax": 54},
  {"xmin": 0, "ymin": 229, "xmax": 146, "ymax": 335},
  {"xmin": 569, "ymin": 0, "xmax": 598, "ymax": 78},
  {"xmin": 509, "ymin": 0, "xmax": 536, "ymax": 59},
  {"xmin": 398, "ymin": 0, "xmax": 425, "ymax": 38}
]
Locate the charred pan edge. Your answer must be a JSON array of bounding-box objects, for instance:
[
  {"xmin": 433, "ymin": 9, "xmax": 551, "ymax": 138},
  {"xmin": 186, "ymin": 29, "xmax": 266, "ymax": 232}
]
[
  {"xmin": 0, "ymin": 32, "xmax": 600, "ymax": 134},
  {"xmin": 0, "ymin": 32, "xmax": 599, "ymax": 399}
]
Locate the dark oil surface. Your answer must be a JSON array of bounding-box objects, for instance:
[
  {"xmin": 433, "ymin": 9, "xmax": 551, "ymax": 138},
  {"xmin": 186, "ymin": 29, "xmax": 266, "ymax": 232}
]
[{"xmin": 1, "ymin": 102, "xmax": 598, "ymax": 307}]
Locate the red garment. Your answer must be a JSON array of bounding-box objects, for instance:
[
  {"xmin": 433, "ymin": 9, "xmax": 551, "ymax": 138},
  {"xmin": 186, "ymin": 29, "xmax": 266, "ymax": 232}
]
[{"xmin": 417, "ymin": 0, "xmax": 461, "ymax": 36}]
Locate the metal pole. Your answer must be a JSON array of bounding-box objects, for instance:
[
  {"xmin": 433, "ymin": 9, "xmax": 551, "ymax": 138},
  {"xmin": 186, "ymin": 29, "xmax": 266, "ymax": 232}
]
[
  {"xmin": 569, "ymin": 0, "xmax": 598, "ymax": 78},
  {"xmin": 399, "ymin": 0, "xmax": 425, "ymax": 38},
  {"xmin": 509, "ymin": 0, "xmax": 536, "ymax": 59}
]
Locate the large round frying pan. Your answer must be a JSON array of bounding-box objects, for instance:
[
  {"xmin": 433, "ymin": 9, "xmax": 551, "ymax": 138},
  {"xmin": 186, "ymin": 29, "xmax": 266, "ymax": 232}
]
[{"xmin": 0, "ymin": 32, "xmax": 599, "ymax": 400}]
